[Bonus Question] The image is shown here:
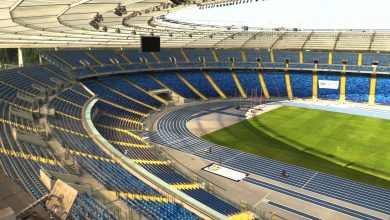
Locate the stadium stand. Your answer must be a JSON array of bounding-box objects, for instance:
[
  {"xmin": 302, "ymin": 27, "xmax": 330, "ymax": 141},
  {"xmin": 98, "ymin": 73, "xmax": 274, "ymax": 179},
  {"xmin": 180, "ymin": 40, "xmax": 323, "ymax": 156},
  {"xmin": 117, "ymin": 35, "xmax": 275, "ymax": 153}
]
[
  {"xmin": 180, "ymin": 71, "xmax": 220, "ymax": 98},
  {"xmin": 332, "ymin": 52, "xmax": 359, "ymax": 65},
  {"xmin": 0, "ymin": 71, "xmax": 118, "ymax": 219},
  {"xmin": 273, "ymin": 51, "xmax": 300, "ymax": 63},
  {"xmin": 184, "ymin": 49, "xmax": 215, "ymax": 62},
  {"xmin": 88, "ymin": 77, "xmax": 244, "ymax": 217},
  {"xmin": 262, "ymin": 72, "xmax": 288, "ymax": 97},
  {"xmin": 375, "ymin": 75, "xmax": 390, "ymax": 104},
  {"xmin": 5, "ymin": 0, "xmax": 390, "ymax": 218},
  {"xmin": 235, "ymin": 71, "xmax": 263, "ymax": 96},
  {"xmin": 303, "ymin": 51, "xmax": 329, "ymax": 64},
  {"xmin": 2, "ymin": 48, "xmax": 390, "ymax": 219},
  {"xmin": 207, "ymin": 71, "xmax": 240, "ymax": 97},
  {"xmin": 215, "ymin": 49, "xmax": 244, "ymax": 62},
  {"xmin": 152, "ymin": 72, "xmax": 201, "ymax": 99},
  {"xmin": 289, "ymin": 72, "xmax": 313, "ymax": 98}
]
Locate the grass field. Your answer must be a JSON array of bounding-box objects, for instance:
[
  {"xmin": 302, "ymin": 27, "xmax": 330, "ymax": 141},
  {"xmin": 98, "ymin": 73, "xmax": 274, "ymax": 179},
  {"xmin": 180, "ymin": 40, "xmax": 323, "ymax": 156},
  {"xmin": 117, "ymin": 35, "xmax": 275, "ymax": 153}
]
[{"xmin": 203, "ymin": 106, "xmax": 390, "ymax": 189}]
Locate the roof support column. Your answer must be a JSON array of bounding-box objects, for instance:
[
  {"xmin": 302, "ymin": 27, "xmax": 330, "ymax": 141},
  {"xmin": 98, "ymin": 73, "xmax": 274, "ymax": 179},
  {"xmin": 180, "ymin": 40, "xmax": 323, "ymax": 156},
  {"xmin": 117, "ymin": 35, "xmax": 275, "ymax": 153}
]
[
  {"xmin": 312, "ymin": 64, "xmax": 318, "ymax": 101},
  {"xmin": 39, "ymin": 55, "xmax": 43, "ymax": 65},
  {"xmin": 18, "ymin": 47, "xmax": 23, "ymax": 67}
]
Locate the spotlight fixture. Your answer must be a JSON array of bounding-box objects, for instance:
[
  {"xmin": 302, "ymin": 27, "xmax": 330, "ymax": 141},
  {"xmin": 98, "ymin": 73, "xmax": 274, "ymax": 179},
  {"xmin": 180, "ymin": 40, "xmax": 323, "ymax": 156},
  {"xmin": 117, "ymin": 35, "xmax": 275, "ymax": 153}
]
[
  {"xmin": 170, "ymin": 0, "xmax": 189, "ymax": 5},
  {"xmin": 114, "ymin": 3, "xmax": 127, "ymax": 16},
  {"xmin": 94, "ymin": 13, "xmax": 103, "ymax": 23},
  {"xmin": 89, "ymin": 20, "xmax": 99, "ymax": 30}
]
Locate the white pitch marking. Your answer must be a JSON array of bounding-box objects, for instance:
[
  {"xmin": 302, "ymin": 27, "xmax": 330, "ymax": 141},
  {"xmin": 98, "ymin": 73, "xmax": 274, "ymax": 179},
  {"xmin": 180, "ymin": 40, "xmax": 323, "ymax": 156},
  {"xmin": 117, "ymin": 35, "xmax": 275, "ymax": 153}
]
[
  {"xmin": 301, "ymin": 171, "xmax": 318, "ymax": 189},
  {"xmin": 254, "ymin": 192, "xmax": 272, "ymax": 207},
  {"xmin": 221, "ymin": 152, "xmax": 244, "ymax": 164}
]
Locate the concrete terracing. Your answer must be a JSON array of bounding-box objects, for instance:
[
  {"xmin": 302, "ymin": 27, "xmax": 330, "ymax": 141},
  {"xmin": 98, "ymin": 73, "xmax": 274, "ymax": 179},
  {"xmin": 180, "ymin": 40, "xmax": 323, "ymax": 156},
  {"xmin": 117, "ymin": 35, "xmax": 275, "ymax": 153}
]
[{"xmin": 0, "ymin": 169, "xmax": 49, "ymax": 219}]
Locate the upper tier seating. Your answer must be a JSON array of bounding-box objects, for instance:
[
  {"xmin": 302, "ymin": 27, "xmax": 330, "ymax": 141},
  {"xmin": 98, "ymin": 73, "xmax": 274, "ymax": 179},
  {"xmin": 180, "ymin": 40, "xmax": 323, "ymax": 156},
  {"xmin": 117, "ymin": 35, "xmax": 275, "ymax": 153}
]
[
  {"xmin": 332, "ymin": 52, "xmax": 358, "ymax": 65},
  {"xmin": 40, "ymin": 49, "xmax": 390, "ymax": 83},
  {"xmin": 123, "ymin": 50, "xmax": 156, "ymax": 63},
  {"xmin": 362, "ymin": 53, "xmax": 390, "ymax": 66},
  {"xmin": 216, "ymin": 50, "xmax": 243, "ymax": 62},
  {"xmin": 52, "ymin": 50, "xmax": 99, "ymax": 67},
  {"xmin": 0, "ymin": 70, "xmax": 44, "ymax": 97},
  {"xmin": 184, "ymin": 49, "xmax": 215, "ymax": 62},
  {"xmin": 124, "ymin": 73, "xmax": 163, "ymax": 91},
  {"xmin": 155, "ymin": 49, "xmax": 186, "ymax": 63},
  {"xmin": 84, "ymin": 81, "xmax": 150, "ymax": 113},
  {"xmin": 273, "ymin": 51, "xmax": 300, "ymax": 63},
  {"xmin": 245, "ymin": 50, "xmax": 271, "ymax": 62},
  {"xmin": 303, "ymin": 52, "xmax": 329, "ymax": 64},
  {"xmin": 89, "ymin": 50, "xmax": 128, "ymax": 64},
  {"xmin": 99, "ymin": 77, "xmax": 163, "ymax": 108}
]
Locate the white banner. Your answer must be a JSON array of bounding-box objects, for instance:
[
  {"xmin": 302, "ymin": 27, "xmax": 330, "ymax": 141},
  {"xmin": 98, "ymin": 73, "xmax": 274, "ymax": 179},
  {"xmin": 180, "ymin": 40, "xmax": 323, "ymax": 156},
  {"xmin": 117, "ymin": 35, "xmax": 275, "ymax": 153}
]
[
  {"xmin": 318, "ymin": 80, "xmax": 339, "ymax": 89},
  {"xmin": 203, "ymin": 164, "xmax": 248, "ymax": 181}
]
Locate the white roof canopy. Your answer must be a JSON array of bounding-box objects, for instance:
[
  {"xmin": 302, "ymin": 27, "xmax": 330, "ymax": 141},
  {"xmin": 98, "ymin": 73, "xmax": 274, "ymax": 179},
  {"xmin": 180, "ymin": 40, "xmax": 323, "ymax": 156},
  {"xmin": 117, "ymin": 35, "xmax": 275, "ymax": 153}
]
[{"xmin": 1, "ymin": 0, "xmax": 390, "ymax": 51}]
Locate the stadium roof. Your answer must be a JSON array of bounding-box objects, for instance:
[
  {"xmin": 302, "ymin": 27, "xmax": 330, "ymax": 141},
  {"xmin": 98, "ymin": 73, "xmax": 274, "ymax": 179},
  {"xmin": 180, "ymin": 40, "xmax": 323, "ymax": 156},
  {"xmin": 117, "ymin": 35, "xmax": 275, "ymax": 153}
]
[{"xmin": 2, "ymin": 0, "xmax": 390, "ymax": 51}]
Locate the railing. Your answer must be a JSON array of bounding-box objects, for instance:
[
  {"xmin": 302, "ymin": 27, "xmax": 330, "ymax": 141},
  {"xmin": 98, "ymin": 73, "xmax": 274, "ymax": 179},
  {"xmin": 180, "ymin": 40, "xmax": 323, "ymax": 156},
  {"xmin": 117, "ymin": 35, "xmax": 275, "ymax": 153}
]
[
  {"xmin": 69, "ymin": 62, "xmax": 389, "ymax": 82},
  {"xmin": 0, "ymin": 63, "xmax": 21, "ymax": 70}
]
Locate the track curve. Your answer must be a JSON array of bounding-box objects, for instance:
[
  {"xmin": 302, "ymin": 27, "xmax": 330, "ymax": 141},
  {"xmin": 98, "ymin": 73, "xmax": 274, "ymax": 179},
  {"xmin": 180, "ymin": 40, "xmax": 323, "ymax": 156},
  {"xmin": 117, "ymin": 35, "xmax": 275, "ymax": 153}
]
[{"xmin": 147, "ymin": 100, "xmax": 390, "ymax": 219}]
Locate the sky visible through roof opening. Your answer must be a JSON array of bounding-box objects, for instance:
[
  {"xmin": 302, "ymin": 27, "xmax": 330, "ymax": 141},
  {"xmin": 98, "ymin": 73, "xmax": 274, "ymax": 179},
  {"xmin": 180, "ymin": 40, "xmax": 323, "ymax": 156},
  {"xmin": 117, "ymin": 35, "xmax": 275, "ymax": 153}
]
[{"xmin": 166, "ymin": 0, "xmax": 390, "ymax": 30}]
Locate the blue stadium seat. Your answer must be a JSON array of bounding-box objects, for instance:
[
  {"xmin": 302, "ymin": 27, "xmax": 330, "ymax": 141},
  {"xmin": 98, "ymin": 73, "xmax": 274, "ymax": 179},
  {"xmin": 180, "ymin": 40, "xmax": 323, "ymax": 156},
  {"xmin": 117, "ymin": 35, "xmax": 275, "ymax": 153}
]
[
  {"xmin": 181, "ymin": 71, "xmax": 219, "ymax": 98},
  {"xmin": 290, "ymin": 72, "xmax": 313, "ymax": 98},
  {"xmin": 262, "ymin": 72, "xmax": 288, "ymax": 97},
  {"xmin": 208, "ymin": 71, "xmax": 239, "ymax": 97}
]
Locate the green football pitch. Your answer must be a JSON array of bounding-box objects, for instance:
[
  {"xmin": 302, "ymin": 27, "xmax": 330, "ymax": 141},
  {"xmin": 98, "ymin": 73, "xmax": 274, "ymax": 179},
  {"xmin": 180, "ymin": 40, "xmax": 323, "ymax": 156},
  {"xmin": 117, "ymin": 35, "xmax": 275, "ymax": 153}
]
[{"xmin": 202, "ymin": 106, "xmax": 390, "ymax": 189}]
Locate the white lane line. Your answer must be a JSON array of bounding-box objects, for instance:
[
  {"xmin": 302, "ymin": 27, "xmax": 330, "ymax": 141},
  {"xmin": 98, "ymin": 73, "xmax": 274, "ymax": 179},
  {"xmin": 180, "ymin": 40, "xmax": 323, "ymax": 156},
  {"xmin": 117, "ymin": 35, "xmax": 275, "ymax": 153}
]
[
  {"xmin": 221, "ymin": 152, "xmax": 244, "ymax": 164},
  {"xmin": 254, "ymin": 192, "xmax": 271, "ymax": 207},
  {"xmin": 301, "ymin": 171, "xmax": 318, "ymax": 189}
]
